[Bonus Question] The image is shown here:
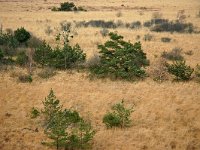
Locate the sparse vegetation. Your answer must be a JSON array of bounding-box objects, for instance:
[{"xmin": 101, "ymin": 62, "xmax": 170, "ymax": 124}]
[
  {"xmin": 18, "ymin": 74, "xmax": 32, "ymax": 83},
  {"xmin": 162, "ymin": 47, "xmax": 184, "ymax": 61},
  {"xmin": 1, "ymin": 1, "xmax": 200, "ymax": 150},
  {"xmin": 151, "ymin": 58, "xmax": 169, "ymax": 82},
  {"xmin": 195, "ymin": 64, "xmax": 200, "ymax": 82},
  {"xmin": 161, "ymin": 37, "xmax": 171, "ymax": 43},
  {"xmin": 37, "ymin": 67, "xmax": 56, "ymax": 79},
  {"xmin": 151, "ymin": 20, "xmax": 194, "ymax": 33},
  {"xmin": 90, "ymin": 32, "xmax": 149, "ymax": 80},
  {"xmin": 100, "ymin": 28, "xmax": 109, "ymax": 37},
  {"xmin": 143, "ymin": 33, "xmax": 153, "ymax": 41},
  {"xmin": 166, "ymin": 60, "xmax": 194, "ymax": 81},
  {"xmin": 103, "ymin": 100, "xmax": 133, "ymax": 128},
  {"xmin": 44, "ymin": 26, "xmax": 53, "ymax": 36},
  {"xmin": 16, "ymin": 51, "xmax": 28, "ymax": 66},
  {"xmin": 184, "ymin": 50, "xmax": 193, "ymax": 56}
]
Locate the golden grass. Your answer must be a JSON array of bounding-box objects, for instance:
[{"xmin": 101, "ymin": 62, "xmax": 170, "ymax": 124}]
[{"xmin": 0, "ymin": 0, "xmax": 200, "ymax": 149}]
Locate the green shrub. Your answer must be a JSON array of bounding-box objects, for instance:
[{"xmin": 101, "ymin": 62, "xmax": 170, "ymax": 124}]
[
  {"xmin": 90, "ymin": 32, "xmax": 149, "ymax": 80},
  {"xmin": 16, "ymin": 51, "xmax": 28, "ymax": 66},
  {"xmin": 32, "ymin": 89, "xmax": 95, "ymax": 150},
  {"xmin": 0, "ymin": 32, "xmax": 19, "ymax": 51},
  {"xmin": 50, "ymin": 44, "xmax": 86, "ymax": 69},
  {"xmin": 166, "ymin": 60, "xmax": 194, "ymax": 81},
  {"xmin": 14, "ymin": 27, "xmax": 31, "ymax": 43},
  {"xmin": 162, "ymin": 47, "xmax": 184, "ymax": 61},
  {"xmin": 30, "ymin": 107, "xmax": 40, "ymax": 119},
  {"xmin": 103, "ymin": 100, "xmax": 134, "ymax": 128},
  {"xmin": 34, "ymin": 41, "xmax": 53, "ymax": 67},
  {"xmin": 34, "ymin": 41, "xmax": 86, "ymax": 69},
  {"xmin": 18, "ymin": 74, "xmax": 32, "ymax": 83}
]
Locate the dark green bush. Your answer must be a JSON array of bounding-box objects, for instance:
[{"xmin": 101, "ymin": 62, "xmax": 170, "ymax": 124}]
[
  {"xmin": 166, "ymin": 60, "xmax": 194, "ymax": 81},
  {"xmin": 53, "ymin": 2, "xmax": 86, "ymax": 12},
  {"xmin": 90, "ymin": 32, "xmax": 149, "ymax": 80},
  {"xmin": 16, "ymin": 51, "xmax": 28, "ymax": 66},
  {"xmin": 103, "ymin": 100, "xmax": 133, "ymax": 128},
  {"xmin": 14, "ymin": 27, "xmax": 31, "ymax": 43},
  {"xmin": 0, "ymin": 48, "xmax": 4, "ymax": 61}
]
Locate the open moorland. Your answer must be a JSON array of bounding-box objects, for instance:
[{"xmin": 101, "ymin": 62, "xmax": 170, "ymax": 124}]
[{"xmin": 0, "ymin": 0, "xmax": 200, "ymax": 150}]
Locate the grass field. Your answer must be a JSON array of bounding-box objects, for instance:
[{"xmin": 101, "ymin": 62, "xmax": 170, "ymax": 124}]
[{"xmin": 0, "ymin": 0, "xmax": 200, "ymax": 150}]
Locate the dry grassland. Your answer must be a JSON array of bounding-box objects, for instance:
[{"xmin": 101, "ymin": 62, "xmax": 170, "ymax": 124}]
[{"xmin": 0, "ymin": 0, "xmax": 200, "ymax": 150}]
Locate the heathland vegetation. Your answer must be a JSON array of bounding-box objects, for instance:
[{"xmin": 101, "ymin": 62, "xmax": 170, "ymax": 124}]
[{"xmin": 0, "ymin": 0, "xmax": 200, "ymax": 150}]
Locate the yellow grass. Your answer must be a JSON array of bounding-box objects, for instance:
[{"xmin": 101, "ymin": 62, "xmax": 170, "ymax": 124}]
[{"xmin": 0, "ymin": 0, "xmax": 200, "ymax": 149}]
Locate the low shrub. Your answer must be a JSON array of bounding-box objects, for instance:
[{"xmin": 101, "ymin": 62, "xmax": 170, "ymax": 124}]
[
  {"xmin": 53, "ymin": 2, "xmax": 86, "ymax": 12},
  {"xmin": 27, "ymin": 34, "xmax": 43, "ymax": 48},
  {"xmin": 100, "ymin": 28, "xmax": 109, "ymax": 37},
  {"xmin": 44, "ymin": 26, "xmax": 53, "ymax": 36},
  {"xmin": 18, "ymin": 74, "xmax": 32, "ymax": 83},
  {"xmin": 143, "ymin": 33, "xmax": 153, "ymax": 41},
  {"xmin": 151, "ymin": 58, "xmax": 169, "ymax": 82},
  {"xmin": 129, "ymin": 21, "xmax": 141, "ymax": 29},
  {"xmin": 161, "ymin": 47, "xmax": 184, "ymax": 61},
  {"xmin": 86, "ymin": 54, "xmax": 100, "ymax": 68},
  {"xmin": 103, "ymin": 100, "xmax": 134, "ymax": 128},
  {"xmin": 161, "ymin": 37, "xmax": 171, "ymax": 43},
  {"xmin": 151, "ymin": 20, "xmax": 194, "ymax": 33},
  {"xmin": 143, "ymin": 21, "xmax": 152, "ymax": 27},
  {"xmin": 166, "ymin": 60, "xmax": 194, "ymax": 81},
  {"xmin": 184, "ymin": 50, "xmax": 193, "ymax": 56},
  {"xmin": 197, "ymin": 10, "xmax": 200, "ymax": 18},
  {"xmin": 16, "ymin": 51, "xmax": 28, "ymax": 66},
  {"xmin": 116, "ymin": 11, "xmax": 122, "ymax": 17},
  {"xmin": 195, "ymin": 64, "xmax": 200, "ymax": 82},
  {"xmin": 30, "ymin": 107, "xmax": 40, "ymax": 119},
  {"xmin": 37, "ymin": 67, "xmax": 56, "ymax": 79}
]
